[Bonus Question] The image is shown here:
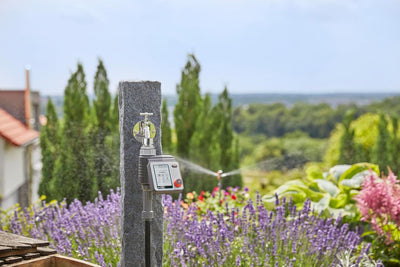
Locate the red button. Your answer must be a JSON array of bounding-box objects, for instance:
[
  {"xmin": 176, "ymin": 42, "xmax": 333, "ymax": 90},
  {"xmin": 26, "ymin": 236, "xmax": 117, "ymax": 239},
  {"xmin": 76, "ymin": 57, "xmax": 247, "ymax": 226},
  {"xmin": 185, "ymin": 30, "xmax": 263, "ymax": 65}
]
[{"xmin": 174, "ymin": 179, "xmax": 183, "ymax": 187}]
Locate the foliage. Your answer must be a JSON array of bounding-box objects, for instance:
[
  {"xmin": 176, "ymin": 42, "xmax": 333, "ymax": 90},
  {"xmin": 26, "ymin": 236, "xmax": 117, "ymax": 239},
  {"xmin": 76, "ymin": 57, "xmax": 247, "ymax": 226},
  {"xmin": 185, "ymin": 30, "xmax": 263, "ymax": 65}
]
[
  {"xmin": 175, "ymin": 55, "xmax": 242, "ymax": 193},
  {"xmin": 367, "ymin": 96, "xmax": 400, "ymax": 118},
  {"xmin": 372, "ymin": 113, "xmax": 393, "ymax": 173},
  {"xmin": 161, "ymin": 98, "xmax": 172, "ymax": 153},
  {"xmin": 232, "ymin": 96, "xmax": 400, "ymax": 141},
  {"xmin": 41, "ymin": 60, "xmax": 120, "ymax": 204},
  {"xmin": 2, "ymin": 188, "xmax": 385, "ymax": 267},
  {"xmin": 328, "ymin": 111, "xmax": 400, "ymax": 175},
  {"xmin": 243, "ymin": 169, "xmax": 305, "ymax": 196},
  {"xmin": 53, "ymin": 63, "xmax": 94, "ymax": 203},
  {"xmin": 38, "ymin": 99, "xmax": 59, "ymax": 199},
  {"xmin": 164, "ymin": 194, "xmax": 366, "ymax": 266},
  {"xmin": 325, "ymin": 113, "xmax": 380, "ymax": 167},
  {"xmin": 187, "ymin": 94, "xmax": 222, "ymax": 193},
  {"xmin": 189, "ymin": 94, "xmax": 220, "ymax": 170},
  {"xmin": 240, "ymin": 131, "xmax": 327, "ymax": 167},
  {"xmin": 174, "ymin": 54, "xmax": 203, "ymax": 158},
  {"xmin": 91, "ymin": 59, "xmax": 119, "ymax": 196},
  {"xmin": 1, "ymin": 191, "xmax": 121, "ymax": 267},
  {"xmin": 354, "ymin": 172, "xmax": 400, "ymax": 265},
  {"xmin": 216, "ymin": 87, "xmax": 242, "ymax": 188},
  {"xmin": 335, "ymin": 247, "xmax": 382, "ymax": 267},
  {"xmin": 338, "ymin": 110, "xmax": 357, "ymax": 164},
  {"xmin": 232, "ymin": 102, "xmax": 362, "ymax": 139},
  {"xmin": 182, "ymin": 186, "xmax": 251, "ymax": 215},
  {"xmin": 262, "ymin": 163, "xmax": 380, "ymax": 219}
]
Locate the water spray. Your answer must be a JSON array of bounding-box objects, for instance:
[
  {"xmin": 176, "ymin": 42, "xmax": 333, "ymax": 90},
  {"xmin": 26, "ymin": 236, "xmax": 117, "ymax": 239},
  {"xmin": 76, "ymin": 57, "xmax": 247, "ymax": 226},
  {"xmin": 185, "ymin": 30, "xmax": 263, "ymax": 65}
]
[{"xmin": 133, "ymin": 112, "xmax": 184, "ymax": 267}]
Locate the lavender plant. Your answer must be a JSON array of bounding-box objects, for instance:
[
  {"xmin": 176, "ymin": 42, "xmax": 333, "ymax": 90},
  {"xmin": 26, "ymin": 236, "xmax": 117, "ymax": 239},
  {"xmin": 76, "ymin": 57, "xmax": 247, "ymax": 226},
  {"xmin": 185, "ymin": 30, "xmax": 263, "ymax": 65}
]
[
  {"xmin": 1, "ymin": 190, "xmax": 121, "ymax": 267},
  {"xmin": 1, "ymin": 188, "xmax": 374, "ymax": 267},
  {"xmin": 163, "ymin": 194, "xmax": 367, "ymax": 267}
]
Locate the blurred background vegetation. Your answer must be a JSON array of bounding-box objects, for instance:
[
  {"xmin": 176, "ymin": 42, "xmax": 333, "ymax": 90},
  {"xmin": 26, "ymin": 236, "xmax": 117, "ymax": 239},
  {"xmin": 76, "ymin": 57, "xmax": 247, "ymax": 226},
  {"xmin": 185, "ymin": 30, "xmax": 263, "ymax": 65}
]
[{"xmin": 39, "ymin": 54, "xmax": 400, "ymax": 203}]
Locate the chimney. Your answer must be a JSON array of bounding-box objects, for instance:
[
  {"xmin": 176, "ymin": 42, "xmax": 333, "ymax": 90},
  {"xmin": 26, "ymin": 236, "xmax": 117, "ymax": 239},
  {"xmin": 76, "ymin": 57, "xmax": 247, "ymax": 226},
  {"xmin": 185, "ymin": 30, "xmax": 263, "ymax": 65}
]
[{"xmin": 24, "ymin": 65, "xmax": 31, "ymax": 128}]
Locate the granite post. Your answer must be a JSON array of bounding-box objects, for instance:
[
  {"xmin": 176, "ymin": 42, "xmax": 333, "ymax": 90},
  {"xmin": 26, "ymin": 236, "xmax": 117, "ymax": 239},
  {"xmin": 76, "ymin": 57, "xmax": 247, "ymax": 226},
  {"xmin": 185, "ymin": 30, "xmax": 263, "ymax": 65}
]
[{"xmin": 119, "ymin": 81, "xmax": 163, "ymax": 267}]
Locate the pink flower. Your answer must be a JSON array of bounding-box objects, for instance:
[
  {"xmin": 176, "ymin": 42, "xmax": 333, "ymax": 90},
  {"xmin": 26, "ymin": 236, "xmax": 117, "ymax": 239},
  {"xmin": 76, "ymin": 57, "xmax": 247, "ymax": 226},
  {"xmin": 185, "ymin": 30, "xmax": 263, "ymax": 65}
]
[{"xmin": 354, "ymin": 171, "xmax": 400, "ymax": 243}]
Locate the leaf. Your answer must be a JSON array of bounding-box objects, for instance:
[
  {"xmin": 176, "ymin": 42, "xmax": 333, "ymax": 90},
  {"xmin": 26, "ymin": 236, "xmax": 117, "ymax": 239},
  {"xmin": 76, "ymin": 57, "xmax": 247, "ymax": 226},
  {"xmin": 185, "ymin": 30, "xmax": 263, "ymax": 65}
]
[
  {"xmin": 314, "ymin": 179, "xmax": 340, "ymax": 197},
  {"xmin": 329, "ymin": 193, "xmax": 348, "ymax": 209},
  {"xmin": 340, "ymin": 170, "xmax": 370, "ymax": 189},
  {"xmin": 262, "ymin": 190, "xmax": 307, "ymax": 205},
  {"xmin": 267, "ymin": 180, "xmax": 306, "ymax": 196},
  {"xmin": 326, "ymin": 165, "xmax": 351, "ymax": 183},
  {"xmin": 311, "ymin": 194, "xmax": 330, "ymax": 212},
  {"xmin": 305, "ymin": 165, "xmax": 324, "ymax": 181},
  {"xmin": 338, "ymin": 163, "xmax": 379, "ymax": 184}
]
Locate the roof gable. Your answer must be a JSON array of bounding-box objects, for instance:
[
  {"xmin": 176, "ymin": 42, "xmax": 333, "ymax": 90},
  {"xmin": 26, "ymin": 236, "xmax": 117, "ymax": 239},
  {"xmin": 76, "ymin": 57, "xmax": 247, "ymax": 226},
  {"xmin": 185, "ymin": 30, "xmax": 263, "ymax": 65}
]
[{"xmin": 0, "ymin": 108, "xmax": 39, "ymax": 146}]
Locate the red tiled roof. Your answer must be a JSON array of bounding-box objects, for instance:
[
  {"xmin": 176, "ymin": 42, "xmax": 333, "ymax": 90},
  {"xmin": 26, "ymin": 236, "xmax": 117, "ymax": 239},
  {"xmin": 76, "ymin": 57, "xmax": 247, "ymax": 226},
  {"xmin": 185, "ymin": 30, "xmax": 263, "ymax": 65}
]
[{"xmin": 0, "ymin": 108, "xmax": 38, "ymax": 146}]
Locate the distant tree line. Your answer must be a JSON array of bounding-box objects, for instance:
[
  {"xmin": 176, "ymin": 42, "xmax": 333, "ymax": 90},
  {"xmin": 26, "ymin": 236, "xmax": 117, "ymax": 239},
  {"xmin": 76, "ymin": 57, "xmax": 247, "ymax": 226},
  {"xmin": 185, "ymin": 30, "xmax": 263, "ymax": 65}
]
[{"xmin": 232, "ymin": 97, "xmax": 400, "ymax": 139}]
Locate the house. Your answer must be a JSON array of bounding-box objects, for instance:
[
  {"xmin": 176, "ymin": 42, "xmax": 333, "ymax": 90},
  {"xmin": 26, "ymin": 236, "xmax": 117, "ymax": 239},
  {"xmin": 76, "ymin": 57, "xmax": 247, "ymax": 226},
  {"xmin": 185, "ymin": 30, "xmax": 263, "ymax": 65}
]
[{"xmin": 0, "ymin": 69, "xmax": 42, "ymax": 210}]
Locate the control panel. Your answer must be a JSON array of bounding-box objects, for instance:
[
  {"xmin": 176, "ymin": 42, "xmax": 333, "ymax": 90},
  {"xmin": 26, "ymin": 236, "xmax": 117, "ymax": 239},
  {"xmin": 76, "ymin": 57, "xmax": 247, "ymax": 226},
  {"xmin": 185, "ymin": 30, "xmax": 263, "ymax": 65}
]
[{"xmin": 147, "ymin": 155, "xmax": 184, "ymax": 194}]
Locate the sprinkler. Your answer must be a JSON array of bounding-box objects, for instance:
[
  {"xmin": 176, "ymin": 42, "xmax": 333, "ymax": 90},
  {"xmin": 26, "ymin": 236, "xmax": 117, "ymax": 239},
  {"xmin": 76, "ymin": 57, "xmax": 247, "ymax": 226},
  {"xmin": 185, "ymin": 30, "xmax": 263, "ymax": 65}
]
[
  {"xmin": 133, "ymin": 113, "xmax": 184, "ymax": 267},
  {"xmin": 217, "ymin": 170, "xmax": 223, "ymax": 205},
  {"xmin": 217, "ymin": 170, "xmax": 223, "ymax": 190}
]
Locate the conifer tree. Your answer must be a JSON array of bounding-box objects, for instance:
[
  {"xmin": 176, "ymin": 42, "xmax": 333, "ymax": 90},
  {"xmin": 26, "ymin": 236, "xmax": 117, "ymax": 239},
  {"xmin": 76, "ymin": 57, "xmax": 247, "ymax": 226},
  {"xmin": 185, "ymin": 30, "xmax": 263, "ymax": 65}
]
[
  {"xmin": 217, "ymin": 87, "xmax": 233, "ymax": 170},
  {"xmin": 38, "ymin": 98, "xmax": 59, "ymax": 199},
  {"xmin": 216, "ymin": 87, "xmax": 242, "ymax": 188},
  {"xmin": 109, "ymin": 92, "xmax": 120, "ymax": 188},
  {"xmin": 391, "ymin": 117, "xmax": 400, "ymax": 174},
  {"xmin": 161, "ymin": 99, "xmax": 172, "ymax": 153},
  {"xmin": 372, "ymin": 113, "xmax": 392, "ymax": 174},
  {"xmin": 188, "ymin": 94, "xmax": 221, "ymax": 192},
  {"xmin": 93, "ymin": 59, "xmax": 111, "ymax": 132},
  {"xmin": 189, "ymin": 94, "xmax": 218, "ymax": 167},
  {"xmin": 338, "ymin": 110, "xmax": 356, "ymax": 164},
  {"xmin": 174, "ymin": 54, "xmax": 202, "ymax": 158},
  {"xmin": 53, "ymin": 63, "xmax": 93, "ymax": 203},
  {"xmin": 110, "ymin": 93, "xmax": 119, "ymax": 134},
  {"xmin": 91, "ymin": 59, "xmax": 114, "ymax": 195}
]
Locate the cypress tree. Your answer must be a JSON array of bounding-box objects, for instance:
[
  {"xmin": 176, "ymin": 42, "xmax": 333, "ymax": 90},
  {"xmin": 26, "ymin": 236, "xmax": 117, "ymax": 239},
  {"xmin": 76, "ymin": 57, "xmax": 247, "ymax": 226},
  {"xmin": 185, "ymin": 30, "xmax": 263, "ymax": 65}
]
[
  {"xmin": 188, "ymin": 94, "xmax": 221, "ymax": 192},
  {"xmin": 216, "ymin": 87, "xmax": 242, "ymax": 188},
  {"xmin": 338, "ymin": 110, "xmax": 356, "ymax": 164},
  {"xmin": 110, "ymin": 93, "xmax": 119, "ymax": 134},
  {"xmin": 93, "ymin": 59, "xmax": 111, "ymax": 131},
  {"xmin": 391, "ymin": 117, "xmax": 400, "ymax": 174},
  {"xmin": 174, "ymin": 54, "xmax": 202, "ymax": 158},
  {"xmin": 217, "ymin": 87, "xmax": 233, "ymax": 170},
  {"xmin": 53, "ymin": 63, "xmax": 93, "ymax": 203},
  {"xmin": 161, "ymin": 99, "xmax": 172, "ymax": 153},
  {"xmin": 92, "ymin": 59, "xmax": 114, "ymax": 195},
  {"xmin": 372, "ymin": 113, "xmax": 392, "ymax": 174},
  {"xmin": 109, "ymin": 92, "xmax": 120, "ymax": 189},
  {"xmin": 38, "ymin": 98, "xmax": 59, "ymax": 199}
]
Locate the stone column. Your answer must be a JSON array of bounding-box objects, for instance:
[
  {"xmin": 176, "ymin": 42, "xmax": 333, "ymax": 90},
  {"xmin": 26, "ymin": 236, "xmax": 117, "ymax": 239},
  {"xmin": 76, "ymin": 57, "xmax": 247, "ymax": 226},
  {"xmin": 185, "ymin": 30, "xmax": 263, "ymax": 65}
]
[{"xmin": 119, "ymin": 81, "xmax": 163, "ymax": 267}]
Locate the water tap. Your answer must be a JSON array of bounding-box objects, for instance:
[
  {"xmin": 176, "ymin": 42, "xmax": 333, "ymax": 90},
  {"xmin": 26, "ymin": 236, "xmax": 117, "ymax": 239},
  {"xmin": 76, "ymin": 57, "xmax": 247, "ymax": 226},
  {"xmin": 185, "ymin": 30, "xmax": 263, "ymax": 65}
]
[{"xmin": 133, "ymin": 112, "xmax": 156, "ymax": 147}]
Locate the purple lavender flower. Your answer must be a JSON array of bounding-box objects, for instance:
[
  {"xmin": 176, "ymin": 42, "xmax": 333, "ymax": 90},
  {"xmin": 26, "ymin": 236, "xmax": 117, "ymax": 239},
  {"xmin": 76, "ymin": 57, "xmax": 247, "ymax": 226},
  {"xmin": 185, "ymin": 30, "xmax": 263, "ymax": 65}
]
[
  {"xmin": 2, "ymin": 188, "xmax": 370, "ymax": 266},
  {"xmin": 163, "ymin": 193, "xmax": 366, "ymax": 266}
]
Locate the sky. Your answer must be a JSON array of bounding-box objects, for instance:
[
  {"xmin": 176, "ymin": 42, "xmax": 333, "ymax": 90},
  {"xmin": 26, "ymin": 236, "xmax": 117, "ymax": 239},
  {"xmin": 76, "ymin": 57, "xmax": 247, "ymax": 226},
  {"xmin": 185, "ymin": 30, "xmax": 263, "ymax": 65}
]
[{"xmin": 0, "ymin": 0, "xmax": 399, "ymax": 96}]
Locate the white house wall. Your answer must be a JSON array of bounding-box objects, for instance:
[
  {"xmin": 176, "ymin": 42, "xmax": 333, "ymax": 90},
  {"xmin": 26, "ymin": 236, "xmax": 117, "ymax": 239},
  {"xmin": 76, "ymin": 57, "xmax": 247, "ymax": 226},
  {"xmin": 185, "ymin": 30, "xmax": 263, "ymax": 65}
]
[
  {"xmin": 31, "ymin": 140, "xmax": 41, "ymax": 203},
  {"xmin": 0, "ymin": 138, "xmax": 4, "ymax": 204},
  {"xmin": 2, "ymin": 142, "xmax": 25, "ymax": 210}
]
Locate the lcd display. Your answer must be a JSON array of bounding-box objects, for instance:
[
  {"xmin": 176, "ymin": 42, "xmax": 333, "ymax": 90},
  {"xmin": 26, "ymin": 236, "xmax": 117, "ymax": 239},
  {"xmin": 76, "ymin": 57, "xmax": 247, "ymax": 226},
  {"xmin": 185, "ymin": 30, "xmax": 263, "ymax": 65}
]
[{"xmin": 153, "ymin": 164, "xmax": 173, "ymax": 188}]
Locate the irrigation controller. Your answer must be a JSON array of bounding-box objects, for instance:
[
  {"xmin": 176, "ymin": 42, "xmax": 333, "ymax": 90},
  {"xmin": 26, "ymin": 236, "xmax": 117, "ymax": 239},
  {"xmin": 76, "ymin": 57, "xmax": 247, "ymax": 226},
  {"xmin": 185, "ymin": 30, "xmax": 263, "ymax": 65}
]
[{"xmin": 133, "ymin": 112, "xmax": 184, "ymax": 267}]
